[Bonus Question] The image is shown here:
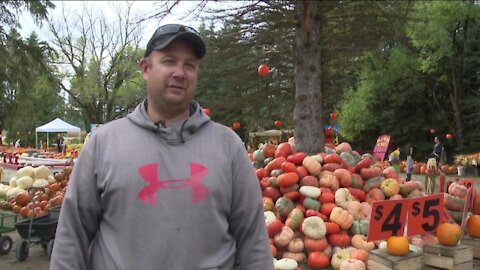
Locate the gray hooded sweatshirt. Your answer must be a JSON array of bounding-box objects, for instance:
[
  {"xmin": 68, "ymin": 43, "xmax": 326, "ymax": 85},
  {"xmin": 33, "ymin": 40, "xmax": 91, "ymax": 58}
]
[{"xmin": 50, "ymin": 100, "xmax": 273, "ymax": 270}]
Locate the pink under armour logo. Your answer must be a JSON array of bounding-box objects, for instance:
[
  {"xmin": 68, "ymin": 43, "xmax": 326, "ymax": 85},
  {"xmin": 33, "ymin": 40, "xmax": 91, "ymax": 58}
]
[{"xmin": 137, "ymin": 163, "xmax": 209, "ymax": 205}]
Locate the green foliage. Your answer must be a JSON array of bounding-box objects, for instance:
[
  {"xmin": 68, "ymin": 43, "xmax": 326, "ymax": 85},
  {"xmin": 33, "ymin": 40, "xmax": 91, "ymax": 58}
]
[
  {"xmin": 0, "ymin": 0, "xmax": 55, "ymax": 139},
  {"xmin": 338, "ymin": 1, "xmax": 480, "ymax": 158},
  {"xmin": 1, "ymin": 32, "xmax": 64, "ymax": 146}
]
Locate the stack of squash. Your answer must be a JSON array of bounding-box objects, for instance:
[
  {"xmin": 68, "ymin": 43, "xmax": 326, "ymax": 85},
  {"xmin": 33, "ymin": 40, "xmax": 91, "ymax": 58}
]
[
  {"xmin": 255, "ymin": 141, "xmax": 428, "ymax": 270},
  {"xmin": 444, "ymin": 180, "xmax": 469, "ymax": 223}
]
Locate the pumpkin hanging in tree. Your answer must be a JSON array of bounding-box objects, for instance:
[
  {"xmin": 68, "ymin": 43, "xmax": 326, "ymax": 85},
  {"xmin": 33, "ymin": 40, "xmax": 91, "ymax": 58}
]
[
  {"xmin": 258, "ymin": 64, "xmax": 270, "ymax": 77},
  {"xmin": 203, "ymin": 108, "xmax": 211, "ymax": 116}
]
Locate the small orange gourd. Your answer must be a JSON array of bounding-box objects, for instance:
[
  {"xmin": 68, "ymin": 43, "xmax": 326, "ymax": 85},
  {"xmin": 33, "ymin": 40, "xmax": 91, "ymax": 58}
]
[{"xmin": 386, "ymin": 236, "xmax": 409, "ymax": 256}]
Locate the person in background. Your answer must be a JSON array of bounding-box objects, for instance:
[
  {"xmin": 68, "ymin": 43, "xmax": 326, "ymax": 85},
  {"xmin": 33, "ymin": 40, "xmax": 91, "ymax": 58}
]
[
  {"xmin": 56, "ymin": 134, "xmax": 64, "ymax": 153},
  {"xmin": 406, "ymin": 146, "xmax": 414, "ymax": 181},
  {"xmin": 431, "ymin": 136, "xmax": 443, "ymax": 162},
  {"xmin": 388, "ymin": 147, "xmax": 401, "ymax": 173},
  {"xmin": 51, "ymin": 23, "xmax": 273, "ymax": 270},
  {"xmin": 14, "ymin": 138, "xmax": 20, "ymax": 148}
]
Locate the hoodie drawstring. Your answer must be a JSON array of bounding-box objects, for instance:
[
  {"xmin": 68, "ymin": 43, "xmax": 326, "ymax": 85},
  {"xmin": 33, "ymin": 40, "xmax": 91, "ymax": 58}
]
[{"xmin": 179, "ymin": 119, "xmax": 188, "ymax": 143}]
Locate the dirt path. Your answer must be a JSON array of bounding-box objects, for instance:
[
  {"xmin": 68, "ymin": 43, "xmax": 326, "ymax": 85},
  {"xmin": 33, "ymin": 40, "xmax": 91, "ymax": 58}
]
[{"xmin": 0, "ymin": 231, "xmax": 50, "ymax": 270}]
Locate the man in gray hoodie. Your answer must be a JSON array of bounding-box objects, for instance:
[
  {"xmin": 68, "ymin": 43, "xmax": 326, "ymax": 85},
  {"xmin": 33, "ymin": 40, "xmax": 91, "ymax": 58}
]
[{"xmin": 50, "ymin": 24, "xmax": 274, "ymax": 270}]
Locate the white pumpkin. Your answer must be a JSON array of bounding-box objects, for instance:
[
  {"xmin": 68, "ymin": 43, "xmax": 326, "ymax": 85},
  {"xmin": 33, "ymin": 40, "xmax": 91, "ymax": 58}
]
[
  {"xmin": 34, "ymin": 165, "xmax": 50, "ymax": 180},
  {"xmin": 32, "ymin": 179, "xmax": 49, "ymax": 188},
  {"xmin": 16, "ymin": 166, "xmax": 34, "ymax": 178},
  {"xmin": 264, "ymin": 211, "xmax": 277, "ymax": 225},
  {"xmin": 0, "ymin": 184, "xmax": 10, "ymax": 197},
  {"xmin": 274, "ymin": 258, "xmax": 298, "ymax": 270},
  {"xmin": 16, "ymin": 176, "xmax": 34, "ymax": 190},
  {"xmin": 47, "ymin": 175, "xmax": 57, "ymax": 184},
  {"xmin": 299, "ymin": 186, "xmax": 321, "ymax": 199},
  {"xmin": 9, "ymin": 177, "xmax": 17, "ymax": 187},
  {"xmin": 302, "ymin": 216, "xmax": 326, "ymax": 239},
  {"xmin": 6, "ymin": 187, "xmax": 25, "ymax": 200}
]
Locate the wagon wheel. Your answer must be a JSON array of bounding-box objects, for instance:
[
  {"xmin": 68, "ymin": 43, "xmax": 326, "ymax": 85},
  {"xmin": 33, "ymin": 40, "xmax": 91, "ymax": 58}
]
[
  {"xmin": 46, "ymin": 239, "xmax": 54, "ymax": 259},
  {"xmin": 0, "ymin": 235, "xmax": 13, "ymax": 255},
  {"xmin": 16, "ymin": 240, "xmax": 29, "ymax": 261}
]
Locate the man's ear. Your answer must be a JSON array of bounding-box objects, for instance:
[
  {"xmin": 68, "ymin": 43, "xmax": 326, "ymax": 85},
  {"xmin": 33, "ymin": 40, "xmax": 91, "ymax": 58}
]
[{"xmin": 139, "ymin": 58, "xmax": 149, "ymax": 79}]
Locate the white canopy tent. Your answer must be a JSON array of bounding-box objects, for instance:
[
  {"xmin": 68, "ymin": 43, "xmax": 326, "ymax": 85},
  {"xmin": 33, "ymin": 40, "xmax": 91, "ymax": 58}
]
[{"xmin": 35, "ymin": 118, "xmax": 82, "ymax": 149}]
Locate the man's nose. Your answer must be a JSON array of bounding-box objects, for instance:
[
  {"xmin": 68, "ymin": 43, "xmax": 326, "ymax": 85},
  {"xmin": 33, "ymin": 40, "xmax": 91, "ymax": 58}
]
[{"xmin": 172, "ymin": 64, "xmax": 187, "ymax": 80}]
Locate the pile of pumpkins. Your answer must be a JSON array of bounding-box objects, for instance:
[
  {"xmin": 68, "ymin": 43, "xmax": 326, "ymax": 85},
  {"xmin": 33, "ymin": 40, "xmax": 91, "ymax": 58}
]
[
  {"xmin": 0, "ymin": 165, "xmax": 71, "ymax": 218},
  {"xmin": 250, "ymin": 140, "xmax": 434, "ymax": 270},
  {"xmin": 398, "ymin": 162, "xmax": 458, "ymax": 175}
]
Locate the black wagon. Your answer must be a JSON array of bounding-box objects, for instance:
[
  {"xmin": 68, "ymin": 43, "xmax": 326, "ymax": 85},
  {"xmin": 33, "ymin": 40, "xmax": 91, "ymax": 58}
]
[{"xmin": 14, "ymin": 214, "xmax": 58, "ymax": 261}]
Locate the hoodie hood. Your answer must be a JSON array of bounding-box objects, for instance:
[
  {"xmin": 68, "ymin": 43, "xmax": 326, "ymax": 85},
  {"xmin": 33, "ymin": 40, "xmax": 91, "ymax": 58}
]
[{"xmin": 127, "ymin": 99, "xmax": 210, "ymax": 144}]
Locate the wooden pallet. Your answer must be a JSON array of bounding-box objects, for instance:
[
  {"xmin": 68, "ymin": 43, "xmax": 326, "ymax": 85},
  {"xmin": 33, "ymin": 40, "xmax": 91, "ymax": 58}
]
[
  {"xmin": 422, "ymin": 243, "xmax": 473, "ymax": 270},
  {"xmin": 462, "ymin": 235, "xmax": 480, "ymax": 259},
  {"xmin": 368, "ymin": 248, "xmax": 423, "ymax": 270}
]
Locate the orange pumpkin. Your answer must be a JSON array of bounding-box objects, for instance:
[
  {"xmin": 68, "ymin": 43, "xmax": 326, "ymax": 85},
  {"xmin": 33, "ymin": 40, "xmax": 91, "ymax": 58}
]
[
  {"xmin": 380, "ymin": 178, "xmax": 400, "ymax": 197},
  {"xmin": 420, "ymin": 165, "xmax": 426, "ymax": 175},
  {"xmin": 263, "ymin": 143, "xmax": 276, "ymax": 158},
  {"xmin": 277, "ymin": 172, "xmax": 299, "ymax": 187},
  {"xmin": 265, "ymin": 157, "xmax": 287, "ymax": 174},
  {"xmin": 330, "ymin": 207, "xmax": 354, "ymax": 230},
  {"xmin": 350, "ymin": 249, "xmax": 368, "ymax": 263},
  {"xmin": 360, "ymin": 167, "xmax": 382, "ymax": 180},
  {"xmin": 307, "ymin": 251, "xmax": 330, "ymax": 269},
  {"xmin": 275, "ymin": 142, "xmax": 293, "ymax": 158},
  {"xmin": 466, "ymin": 215, "xmax": 480, "ymax": 238},
  {"xmin": 304, "ymin": 236, "xmax": 328, "ymax": 252},
  {"xmin": 387, "ymin": 236, "xmax": 409, "ymax": 256},
  {"xmin": 436, "ymin": 223, "xmax": 462, "ymax": 246},
  {"xmin": 297, "ymin": 166, "xmax": 309, "ymax": 179}
]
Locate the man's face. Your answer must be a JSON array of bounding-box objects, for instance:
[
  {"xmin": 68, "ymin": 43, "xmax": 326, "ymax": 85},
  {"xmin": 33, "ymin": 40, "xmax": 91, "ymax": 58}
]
[{"xmin": 140, "ymin": 40, "xmax": 199, "ymax": 116}]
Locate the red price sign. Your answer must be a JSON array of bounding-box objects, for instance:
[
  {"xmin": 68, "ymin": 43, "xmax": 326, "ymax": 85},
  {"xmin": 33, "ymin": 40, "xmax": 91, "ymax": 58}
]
[
  {"xmin": 462, "ymin": 179, "xmax": 475, "ymax": 190},
  {"xmin": 367, "ymin": 198, "xmax": 410, "ymax": 242},
  {"xmin": 407, "ymin": 193, "xmax": 444, "ymax": 236}
]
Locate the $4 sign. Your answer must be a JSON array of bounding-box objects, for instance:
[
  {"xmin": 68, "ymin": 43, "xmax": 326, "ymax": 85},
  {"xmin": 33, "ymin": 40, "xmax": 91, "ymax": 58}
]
[{"xmin": 368, "ymin": 199, "xmax": 410, "ymax": 242}]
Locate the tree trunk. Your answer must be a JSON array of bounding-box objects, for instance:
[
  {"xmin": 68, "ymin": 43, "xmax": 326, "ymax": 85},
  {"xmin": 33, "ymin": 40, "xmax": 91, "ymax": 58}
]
[
  {"xmin": 449, "ymin": 20, "xmax": 467, "ymax": 151},
  {"xmin": 450, "ymin": 76, "xmax": 464, "ymax": 150},
  {"xmin": 293, "ymin": 1, "xmax": 325, "ymax": 154}
]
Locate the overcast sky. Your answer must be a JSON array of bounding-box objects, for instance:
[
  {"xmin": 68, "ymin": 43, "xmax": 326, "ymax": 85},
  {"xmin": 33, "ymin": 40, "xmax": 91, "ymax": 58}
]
[{"xmin": 18, "ymin": 1, "xmax": 213, "ymax": 46}]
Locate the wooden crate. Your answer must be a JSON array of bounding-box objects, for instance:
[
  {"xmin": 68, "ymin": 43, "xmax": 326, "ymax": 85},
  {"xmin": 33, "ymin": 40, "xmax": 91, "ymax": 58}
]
[
  {"xmin": 368, "ymin": 248, "xmax": 423, "ymax": 270},
  {"xmin": 422, "ymin": 243, "xmax": 473, "ymax": 270},
  {"xmin": 462, "ymin": 235, "xmax": 480, "ymax": 259}
]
